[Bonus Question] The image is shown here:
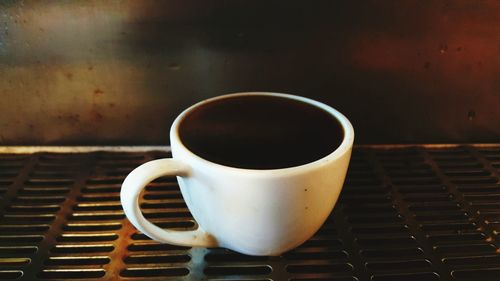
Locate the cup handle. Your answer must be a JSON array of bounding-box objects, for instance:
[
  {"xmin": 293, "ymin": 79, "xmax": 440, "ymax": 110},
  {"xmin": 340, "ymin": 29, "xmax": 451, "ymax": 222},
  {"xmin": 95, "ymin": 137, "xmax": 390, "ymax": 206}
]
[{"xmin": 121, "ymin": 158, "xmax": 217, "ymax": 247}]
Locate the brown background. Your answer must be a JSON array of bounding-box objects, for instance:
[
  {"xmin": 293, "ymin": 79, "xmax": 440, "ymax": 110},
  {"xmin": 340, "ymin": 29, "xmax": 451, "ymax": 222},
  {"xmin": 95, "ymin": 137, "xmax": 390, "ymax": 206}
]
[{"xmin": 0, "ymin": 1, "xmax": 499, "ymax": 145}]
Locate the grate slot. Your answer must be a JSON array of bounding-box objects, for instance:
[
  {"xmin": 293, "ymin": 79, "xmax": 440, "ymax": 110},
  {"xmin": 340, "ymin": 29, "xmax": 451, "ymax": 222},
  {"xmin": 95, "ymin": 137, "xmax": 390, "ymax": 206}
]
[
  {"xmin": 444, "ymin": 255, "xmax": 500, "ymax": 267},
  {"xmin": 145, "ymin": 183, "xmax": 182, "ymax": 192},
  {"xmin": 19, "ymin": 187, "xmax": 70, "ymax": 195},
  {"xmin": 347, "ymin": 214, "xmax": 402, "ymax": 224},
  {"xmin": 6, "ymin": 204, "xmax": 60, "ymax": 212},
  {"xmin": 1, "ymin": 154, "xmax": 19, "ymax": 166},
  {"xmin": 371, "ymin": 272, "xmax": 440, "ymax": 281},
  {"xmin": 127, "ymin": 242, "xmax": 190, "ymax": 252},
  {"xmin": 120, "ymin": 266, "xmax": 189, "ymax": 277},
  {"xmin": 100, "ymin": 168, "xmax": 133, "ymax": 175},
  {"xmin": 0, "ymin": 235, "xmax": 44, "ymax": 243},
  {"xmin": 38, "ymin": 154, "xmax": 81, "ymax": 161},
  {"xmin": 340, "ymin": 192, "xmax": 388, "ymax": 199},
  {"xmin": 289, "ymin": 278, "xmax": 357, "ymax": 281},
  {"xmin": 343, "ymin": 205, "xmax": 396, "ymax": 214},
  {"xmin": 81, "ymin": 186, "xmax": 120, "ymax": 194},
  {"xmin": 386, "ymin": 170, "xmax": 435, "ymax": 177},
  {"xmin": 24, "ymin": 179, "xmax": 74, "ymax": 186},
  {"xmin": 435, "ymin": 162, "xmax": 483, "ymax": 169},
  {"xmin": 0, "ymin": 224, "xmax": 50, "ymax": 232},
  {"xmin": 68, "ymin": 212, "xmax": 124, "ymax": 221},
  {"xmin": 414, "ymin": 211, "xmax": 469, "ymax": 221},
  {"xmin": 37, "ymin": 269, "xmax": 105, "ymax": 279},
  {"xmin": 73, "ymin": 202, "xmax": 122, "ymax": 211},
  {"xmin": 44, "ymin": 256, "xmax": 110, "ymax": 266},
  {"xmin": 143, "ymin": 192, "xmax": 183, "ymax": 200},
  {"xmin": 397, "ymin": 185, "xmax": 446, "ymax": 193},
  {"xmin": 0, "ymin": 246, "xmax": 38, "ymax": 254},
  {"xmin": 420, "ymin": 222, "xmax": 476, "ymax": 231},
  {"xmin": 35, "ymin": 163, "xmax": 82, "ymax": 169},
  {"xmin": 97, "ymin": 159, "xmax": 145, "ymax": 166},
  {"xmin": 97, "ymin": 153, "xmax": 146, "ymax": 160},
  {"xmin": 360, "ymin": 248, "xmax": 424, "ymax": 259},
  {"xmin": 205, "ymin": 265, "xmax": 273, "ymax": 276},
  {"xmin": 50, "ymin": 244, "xmax": 114, "ymax": 254},
  {"xmin": 408, "ymin": 204, "xmax": 461, "ymax": 212},
  {"xmin": 30, "ymin": 170, "xmax": 75, "ymax": 177},
  {"xmin": 344, "ymin": 178, "xmax": 382, "ymax": 186},
  {"xmin": 444, "ymin": 169, "xmax": 491, "ymax": 177},
  {"xmin": 451, "ymin": 268, "xmax": 500, "ymax": 280},
  {"xmin": 356, "ymin": 237, "xmax": 417, "ymax": 247},
  {"xmin": 392, "ymin": 177, "xmax": 441, "ymax": 186},
  {"xmin": 433, "ymin": 243, "xmax": 497, "ymax": 255},
  {"xmin": 464, "ymin": 194, "xmax": 500, "ymax": 202},
  {"xmin": 0, "ymin": 154, "xmax": 27, "ymax": 159},
  {"xmin": 402, "ymin": 193, "xmax": 453, "ymax": 202},
  {"xmin": 57, "ymin": 233, "xmax": 118, "ymax": 242},
  {"xmin": 76, "ymin": 195, "xmax": 120, "ymax": 202},
  {"xmin": 63, "ymin": 222, "xmax": 122, "ymax": 231},
  {"xmin": 470, "ymin": 202, "xmax": 500, "ymax": 210},
  {"xmin": 0, "ymin": 162, "xmax": 25, "ymax": 167},
  {"xmin": 0, "ymin": 258, "xmax": 31, "ymax": 266},
  {"xmin": 427, "ymin": 232, "xmax": 486, "ymax": 244},
  {"xmin": 0, "ymin": 270, "xmax": 23, "ymax": 280},
  {"xmin": 1, "ymin": 214, "xmax": 55, "ymax": 222},
  {"xmin": 350, "ymin": 225, "xmax": 409, "ymax": 235},
  {"xmin": 457, "ymin": 185, "xmax": 500, "ymax": 193},
  {"xmin": 149, "ymin": 176, "xmax": 178, "ymax": 183},
  {"xmin": 152, "ymin": 220, "xmax": 196, "ymax": 229},
  {"xmin": 13, "ymin": 196, "xmax": 66, "ymax": 204},
  {"xmin": 143, "ymin": 210, "xmax": 192, "ymax": 219},
  {"xmin": 383, "ymin": 163, "xmax": 432, "ymax": 171},
  {"xmin": 141, "ymin": 201, "xmax": 188, "ymax": 209},
  {"xmin": 433, "ymin": 155, "xmax": 475, "ymax": 161},
  {"xmin": 343, "ymin": 188, "xmax": 388, "ymax": 196},
  {"xmin": 366, "ymin": 259, "xmax": 432, "ymax": 271},
  {"xmin": 286, "ymin": 263, "xmax": 353, "ymax": 274},
  {"xmin": 86, "ymin": 178, "xmax": 124, "ymax": 185},
  {"xmin": 299, "ymin": 238, "xmax": 343, "ymax": 248},
  {"xmin": 284, "ymin": 250, "xmax": 349, "ymax": 261},
  {"xmin": 0, "ymin": 172, "xmax": 18, "ymax": 179},
  {"xmin": 450, "ymin": 177, "xmax": 498, "ymax": 184},
  {"xmin": 124, "ymin": 254, "xmax": 191, "ymax": 264}
]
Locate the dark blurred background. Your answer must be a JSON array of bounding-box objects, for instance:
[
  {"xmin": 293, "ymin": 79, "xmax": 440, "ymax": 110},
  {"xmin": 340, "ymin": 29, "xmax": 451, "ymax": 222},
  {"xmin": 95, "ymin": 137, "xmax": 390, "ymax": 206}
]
[{"xmin": 0, "ymin": 0, "xmax": 499, "ymax": 145}]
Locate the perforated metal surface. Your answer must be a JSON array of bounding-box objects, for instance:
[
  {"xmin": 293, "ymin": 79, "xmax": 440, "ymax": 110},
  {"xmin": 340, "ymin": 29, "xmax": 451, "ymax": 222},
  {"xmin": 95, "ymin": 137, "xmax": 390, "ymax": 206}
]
[{"xmin": 0, "ymin": 145, "xmax": 499, "ymax": 280}]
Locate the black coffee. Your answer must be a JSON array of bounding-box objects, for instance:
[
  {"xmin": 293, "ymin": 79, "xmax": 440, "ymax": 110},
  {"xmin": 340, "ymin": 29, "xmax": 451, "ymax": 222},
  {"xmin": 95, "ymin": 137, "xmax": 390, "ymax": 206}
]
[{"xmin": 178, "ymin": 95, "xmax": 344, "ymax": 169}]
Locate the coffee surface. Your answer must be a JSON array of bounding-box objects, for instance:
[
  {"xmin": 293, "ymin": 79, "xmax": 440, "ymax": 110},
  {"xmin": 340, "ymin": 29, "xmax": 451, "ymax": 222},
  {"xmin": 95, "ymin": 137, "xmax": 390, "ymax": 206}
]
[{"xmin": 178, "ymin": 95, "xmax": 343, "ymax": 169}]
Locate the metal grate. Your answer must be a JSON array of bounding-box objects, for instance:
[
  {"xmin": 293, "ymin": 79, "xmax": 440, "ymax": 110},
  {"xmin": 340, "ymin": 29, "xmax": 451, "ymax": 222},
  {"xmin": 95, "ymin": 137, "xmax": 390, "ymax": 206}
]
[{"xmin": 0, "ymin": 145, "xmax": 499, "ymax": 280}]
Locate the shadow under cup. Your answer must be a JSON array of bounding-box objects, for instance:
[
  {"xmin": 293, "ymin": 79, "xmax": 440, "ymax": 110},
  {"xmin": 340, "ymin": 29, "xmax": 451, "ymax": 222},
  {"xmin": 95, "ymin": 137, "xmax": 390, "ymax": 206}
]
[{"xmin": 177, "ymin": 94, "xmax": 345, "ymax": 169}]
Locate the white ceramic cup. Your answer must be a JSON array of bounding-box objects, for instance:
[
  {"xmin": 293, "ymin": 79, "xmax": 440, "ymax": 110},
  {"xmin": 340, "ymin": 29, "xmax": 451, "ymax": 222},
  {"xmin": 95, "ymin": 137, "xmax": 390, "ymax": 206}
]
[{"xmin": 121, "ymin": 92, "xmax": 354, "ymax": 256}]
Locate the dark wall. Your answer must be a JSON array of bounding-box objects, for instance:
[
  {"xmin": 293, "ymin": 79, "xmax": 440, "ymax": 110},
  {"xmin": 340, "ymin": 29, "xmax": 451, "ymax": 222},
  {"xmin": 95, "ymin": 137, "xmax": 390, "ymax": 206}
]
[{"xmin": 1, "ymin": 1, "xmax": 499, "ymax": 145}]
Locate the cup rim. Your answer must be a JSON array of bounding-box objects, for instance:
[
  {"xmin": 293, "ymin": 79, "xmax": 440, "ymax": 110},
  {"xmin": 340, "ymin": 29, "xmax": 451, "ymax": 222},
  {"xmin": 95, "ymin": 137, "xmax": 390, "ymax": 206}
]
[{"xmin": 170, "ymin": 92, "xmax": 354, "ymax": 174}]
